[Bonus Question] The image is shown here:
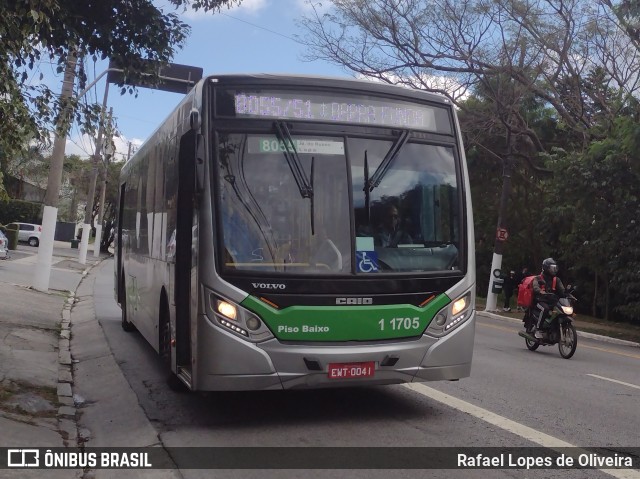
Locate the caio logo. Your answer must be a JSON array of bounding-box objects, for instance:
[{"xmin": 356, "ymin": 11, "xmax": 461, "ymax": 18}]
[{"xmin": 336, "ymin": 297, "xmax": 373, "ymax": 305}]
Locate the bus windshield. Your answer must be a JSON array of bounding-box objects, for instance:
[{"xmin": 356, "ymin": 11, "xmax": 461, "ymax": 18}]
[{"xmin": 217, "ymin": 133, "xmax": 460, "ymax": 275}]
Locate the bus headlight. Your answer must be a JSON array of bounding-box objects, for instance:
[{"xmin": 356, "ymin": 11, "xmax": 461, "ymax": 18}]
[
  {"xmin": 208, "ymin": 292, "xmax": 273, "ymax": 342},
  {"xmin": 217, "ymin": 300, "xmax": 237, "ymax": 320},
  {"xmin": 452, "ymin": 296, "xmax": 468, "ymax": 316},
  {"xmin": 425, "ymin": 292, "xmax": 473, "ymax": 337}
]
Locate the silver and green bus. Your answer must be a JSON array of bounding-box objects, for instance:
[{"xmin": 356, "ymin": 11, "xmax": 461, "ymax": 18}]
[{"xmin": 114, "ymin": 74, "xmax": 475, "ymax": 391}]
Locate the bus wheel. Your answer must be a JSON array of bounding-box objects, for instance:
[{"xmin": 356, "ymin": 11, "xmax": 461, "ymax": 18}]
[
  {"xmin": 159, "ymin": 299, "xmax": 187, "ymax": 392},
  {"xmin": 121, "ymin": 279, "xmax": 136, "ymax": 332}
]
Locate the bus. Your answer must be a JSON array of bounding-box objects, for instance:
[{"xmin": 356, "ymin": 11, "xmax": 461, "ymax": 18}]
[{"xmin": 114, "ymin": 74, "xmax": 475, "ymax": 391}]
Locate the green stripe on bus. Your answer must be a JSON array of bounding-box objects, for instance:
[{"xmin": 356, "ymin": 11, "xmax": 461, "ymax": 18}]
[{"xmin": 241, "ymin": 294, "xmax": 451, "ymax": 341}]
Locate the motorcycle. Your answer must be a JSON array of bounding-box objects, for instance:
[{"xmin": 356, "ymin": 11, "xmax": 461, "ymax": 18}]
[{"xmin": 518, "ymin": 288, "xmax": 578, "ymax": 359}]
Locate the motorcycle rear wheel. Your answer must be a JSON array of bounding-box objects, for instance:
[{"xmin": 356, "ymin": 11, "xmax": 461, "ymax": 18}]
[
  {"xmin": 525, "ymin": 337, "xmax": 540, "ymax": 351},
  {"xmin": 525, "ymin": 323, "xmax": 540, "ymax": 351},
  {"xmin": 558, "ymin": 323, "xmax": 577, "ymax": 359}
]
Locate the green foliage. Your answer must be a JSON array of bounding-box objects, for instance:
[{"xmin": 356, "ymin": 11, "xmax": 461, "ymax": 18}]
[
  {"xmin": 543, "ymin": 117, "xmax": 640, "ymax": 322},
  {"xmin": 464, "ymin": 86, "xmax": 640, "ymax": 324},
  {"xmin": 0, "ymin": 172, "xmax": 8, "ymax": 201},
  {"xmin": 0, "ymin": 199, "xmax": 42, "ymax": 225}
]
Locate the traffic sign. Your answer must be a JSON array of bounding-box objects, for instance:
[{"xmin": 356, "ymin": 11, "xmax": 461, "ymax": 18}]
[{"xmin": 496, "ymin": 227, "xmax": 509, "ymax": 241}]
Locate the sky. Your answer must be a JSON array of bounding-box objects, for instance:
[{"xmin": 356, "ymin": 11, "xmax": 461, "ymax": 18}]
[{"xmin": 63, "ymin": 0, "xmax": 349, "ymax": 162}]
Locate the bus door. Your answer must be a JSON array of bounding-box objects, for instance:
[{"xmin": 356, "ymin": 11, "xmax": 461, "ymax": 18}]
[
  {"xmin": 116, "ymin": 183, "xmax": 126, "ymax": 304},
  {"xmin": 174, "ymin": 129, "xmax": 199, "ymax": 379}
]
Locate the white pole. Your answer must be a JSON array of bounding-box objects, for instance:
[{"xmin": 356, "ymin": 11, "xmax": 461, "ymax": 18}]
[
  {"xmin": 33, "ymin": 52, "xmax": 77, "ymax": 292},
  {"xmin": 93, "ymin": 224, "xmax": 102, "ymax": 258},
  {"xmin": 485, "ymin": 253, "xmax": 503, "ymax": 312},
  {"xmin": 78, "ymin": 224, "xmax": 92, "ymax": 264},
  {"xmin": 33, "ymin": 206, "xmax": 58, "ymax": 291}
]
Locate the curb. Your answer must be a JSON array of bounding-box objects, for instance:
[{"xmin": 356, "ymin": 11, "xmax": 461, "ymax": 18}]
[
  {"xmin": 55, "ymin": 261, "xmax": 103, "ymax": 448},
  {"xmin": 62, "ymin": 258, "xmax": 180, "ymax": 477},
  {"xmin": 477, "ymin": 310, "xmax": 640, "ymax": 348}
]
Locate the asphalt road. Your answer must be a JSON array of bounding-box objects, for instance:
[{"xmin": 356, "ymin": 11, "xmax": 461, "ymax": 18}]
[{"xmin": 91, "ymin": 260, "xmax": 640, "ymax": 479}]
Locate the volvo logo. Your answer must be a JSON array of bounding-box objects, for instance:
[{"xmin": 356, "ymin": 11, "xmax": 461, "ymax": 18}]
[
  {"xmin": 252, "ymin": 282, "xmax": 286, "ymax": 290},
  {"xmin": 336, "ymin": 297, "xmax": 373, "ymax": 305}
]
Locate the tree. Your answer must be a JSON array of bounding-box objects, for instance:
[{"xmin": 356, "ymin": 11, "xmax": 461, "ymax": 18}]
[
  {"xmin": 543, "ymin": 117, "xmax": 640, "ymax": 323},
  {"xmin": 61, "ymin": 154, "xmax": 92, "ymax": 223},
  {"xmin": 300, "ymin": 0, "xmax": 640, "ymax": 148},
  {"xmin": 88, "ymin": 159, "xmax": 122, "ymax": 253},
  {"xmin": 299, "ymin": 0, "xmax": 640, "ymax": 310},
  {"xmin": 460, "ymin": 89, "xmax": 562, "ymax": 293},
  {"xmin": 0, "ymin": 0, "xmax": 241, "ymax": 152}
]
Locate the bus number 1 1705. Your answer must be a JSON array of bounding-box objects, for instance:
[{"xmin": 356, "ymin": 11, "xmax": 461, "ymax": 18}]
[{"xmin": 378, "ymin": 317, "xmax": 421, "ymax": 331}]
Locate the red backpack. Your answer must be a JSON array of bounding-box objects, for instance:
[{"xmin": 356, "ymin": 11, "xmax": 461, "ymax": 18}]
[{"xmin": 517, "ymin": 275, "xmax": 557, "ymax": 307}]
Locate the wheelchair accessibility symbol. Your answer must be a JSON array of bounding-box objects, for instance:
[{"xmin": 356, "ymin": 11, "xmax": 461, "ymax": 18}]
[{"xmin": 356, "ymin": 251, "xmax": 379, "ymax": 273}]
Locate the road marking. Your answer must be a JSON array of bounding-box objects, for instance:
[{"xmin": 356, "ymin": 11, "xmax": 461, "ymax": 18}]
[
  {"xmin": 478, "ymin": 321, "xmax": 640, "ymax": 360},
  {"xmin": 581, "ymin": 345, "xmax": 640, "ymax": 360},
  {"xmin": 478, "ymin": 322, "xmax": 516, "ymax": 334},
  {"xmin": 587, "ymin": 374, "xmax": 640, "ymax": 390},
  {"xmin": 404, "ymin": 383, "xmax": 640, "ymax": 479}
]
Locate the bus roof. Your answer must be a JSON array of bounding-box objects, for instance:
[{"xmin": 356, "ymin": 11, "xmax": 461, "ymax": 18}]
[{"xmin": 203, "ymin": 73, "xmax": 452, "ymax": 105}]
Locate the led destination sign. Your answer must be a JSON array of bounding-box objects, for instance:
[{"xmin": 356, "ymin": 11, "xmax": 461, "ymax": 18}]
[{"xmin": 218, "ymin": 89, "xmax": 451, "ymax": 133}]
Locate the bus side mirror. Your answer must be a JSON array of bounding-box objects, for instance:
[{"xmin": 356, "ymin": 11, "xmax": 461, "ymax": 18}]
[
  {"xmin": 189, "ymin": 107, "xmax": 205, "ymax": 196},
  {"xmin": 190, "ymin": 108, "xmax": 201, "ymax": 130}
]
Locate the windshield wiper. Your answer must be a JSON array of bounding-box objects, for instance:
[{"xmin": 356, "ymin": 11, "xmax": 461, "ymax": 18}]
[
  {"xmin": 363, "ymin": 150, "xmax": 371, "ymax": 223},
  {"xmin": 365, "ymin": 130, "xmax": 411, "ymax": 193},
  {"xmin": 274, "ymin": 121, "xmax": 315, "ymax": 234},
  {"xmin": 274, "ymin": 121, "xmax": 313, "ymax": 199},
  {"xmin": 310, "ymin": 156, "xmax": 315, "ymax": 235}
]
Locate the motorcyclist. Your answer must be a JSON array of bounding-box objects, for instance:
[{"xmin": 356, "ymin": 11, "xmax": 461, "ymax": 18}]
[{"xmin": 532, "ymin": 258, "xmax": 565, "ymax": 338}]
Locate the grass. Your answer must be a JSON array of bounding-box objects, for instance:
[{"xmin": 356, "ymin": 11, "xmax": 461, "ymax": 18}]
[
  {"xmin": 0, "ymin": 382, "xmax": 59, "ymax": 418},
  {"xmin": 476, "ymin": 296, "xmax": 640, "ymax": 344},
  {"xmin": 0, "ymin": 384, "xmax": 13, "ymax": 403}
]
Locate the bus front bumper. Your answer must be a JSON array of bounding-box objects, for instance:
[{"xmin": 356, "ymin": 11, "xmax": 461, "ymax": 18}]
[{"xmin": 195, "ymin": 311, "xmax": 475, "ymax": 391}]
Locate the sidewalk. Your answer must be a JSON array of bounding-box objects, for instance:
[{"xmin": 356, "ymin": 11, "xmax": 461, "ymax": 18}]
[
  {"xmin": 0, "ymin": 243, "xmax": 105, "ymax": 478},
  {"xmin": 0, "ymin": 244, "xmax": 177, "ymax": 478}
]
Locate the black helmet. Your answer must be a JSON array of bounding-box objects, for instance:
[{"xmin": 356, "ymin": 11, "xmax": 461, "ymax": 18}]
[{"xmin": 542, "ymin": 258, "xmax": 558, "ymax": 276}]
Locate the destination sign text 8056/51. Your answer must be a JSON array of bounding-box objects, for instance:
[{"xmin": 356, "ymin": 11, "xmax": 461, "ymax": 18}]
[{"xmin": 231, "ymin": 91, "xmax": 440, "ymax": 132}]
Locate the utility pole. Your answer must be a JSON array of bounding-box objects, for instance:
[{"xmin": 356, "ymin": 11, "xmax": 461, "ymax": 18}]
[
  {"xmin": 484, "ymin": 156, "xmax": 514, "ymax": 311},
  {"xmin": 32, "ymin": 61, "xmax": 200, "ymax": 285},
  {"xmin": 78, "ymin": 82, "xmax": 110, "ymax": 264},
  {"xmin": 33, "ymin": 51, "xmax": 77, "ymax": 292},
  {"xmin": 94, "ymin": 108, "xmax": 113, "ymax": 258}
]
